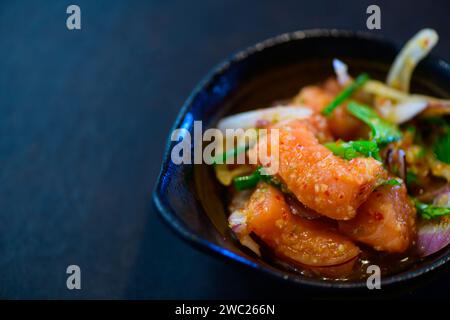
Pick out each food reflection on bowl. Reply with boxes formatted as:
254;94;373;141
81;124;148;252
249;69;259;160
155;29;450;288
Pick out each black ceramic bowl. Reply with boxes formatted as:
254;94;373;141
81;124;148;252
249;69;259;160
153;29;450;290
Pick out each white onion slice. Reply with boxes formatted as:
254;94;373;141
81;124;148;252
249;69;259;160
387;28;438;92
363;80;450;123
217;106;312;132
229;210;248;235
333;59;350;86
228;209;261;256
378;99;428;124
364;80;410;101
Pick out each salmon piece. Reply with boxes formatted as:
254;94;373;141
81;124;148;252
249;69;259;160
322;78;342;95
338;183;416;253
322;79;368;140
292;85;333;113
292;80;364;140
242;183;360;267
305;113;334;143
290;85;334;142
251;120;387;220
328;104;364;141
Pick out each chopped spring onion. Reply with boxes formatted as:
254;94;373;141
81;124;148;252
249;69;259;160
434;131;450;165
414;199;450;220
214;164;253;186
233;167;288;191
347;102;402;145
322;73;369;116
382;178;402;186
233;168;262;190
212;143;249;165
324;140;381;161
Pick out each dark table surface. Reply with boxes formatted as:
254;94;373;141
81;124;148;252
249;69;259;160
1;0;449;299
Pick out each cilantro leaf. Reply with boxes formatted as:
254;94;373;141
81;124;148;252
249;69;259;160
414;199;450;220
434;131;450;164
347;102;402;145
324;140;381;161
382;178;402;186
322;73;369;116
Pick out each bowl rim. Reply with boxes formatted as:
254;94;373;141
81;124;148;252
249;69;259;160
153;28;450;289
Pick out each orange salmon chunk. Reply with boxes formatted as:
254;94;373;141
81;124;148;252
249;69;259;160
255;120;387;220
245;183;360;268
339;183;416;253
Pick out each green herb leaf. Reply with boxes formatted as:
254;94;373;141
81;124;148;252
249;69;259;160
382;178;401;186
414;199;450;220
233;168;261;190
434;131;450;165
347;102;402;145
322;73;370;116
406;170;418;187
233;167;290;192
212;144;249;165
324;140;381;161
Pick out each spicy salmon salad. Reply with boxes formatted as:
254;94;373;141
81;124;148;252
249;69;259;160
209;29;450;280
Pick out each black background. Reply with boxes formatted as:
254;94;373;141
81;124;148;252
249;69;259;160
1;0;449;299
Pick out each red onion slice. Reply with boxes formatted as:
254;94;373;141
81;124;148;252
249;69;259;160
417;216;450;257
417;187;450;257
